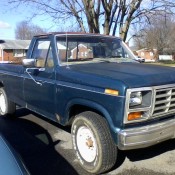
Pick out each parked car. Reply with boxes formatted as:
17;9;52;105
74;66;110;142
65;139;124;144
0;135;30;175
1;32;175;174
134;56;145;62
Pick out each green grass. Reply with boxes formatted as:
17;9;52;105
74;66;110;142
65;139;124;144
145;61;175;67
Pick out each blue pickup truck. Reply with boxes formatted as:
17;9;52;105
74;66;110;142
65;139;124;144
0;33;175;174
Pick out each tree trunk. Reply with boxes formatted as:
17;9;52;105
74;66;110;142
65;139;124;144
101;0;113;35
82;0;100;33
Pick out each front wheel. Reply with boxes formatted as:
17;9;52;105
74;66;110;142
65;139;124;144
0;88;16;116
71;111;117;174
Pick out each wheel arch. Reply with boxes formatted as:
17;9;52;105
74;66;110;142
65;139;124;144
0;81;4;88
64;98;117;142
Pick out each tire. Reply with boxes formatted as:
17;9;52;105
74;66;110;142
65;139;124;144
0;88;16;116
71;111;117;174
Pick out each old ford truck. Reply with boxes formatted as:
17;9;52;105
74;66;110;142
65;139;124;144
0;33;175;174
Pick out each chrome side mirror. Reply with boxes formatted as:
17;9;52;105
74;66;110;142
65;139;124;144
22;58;36;67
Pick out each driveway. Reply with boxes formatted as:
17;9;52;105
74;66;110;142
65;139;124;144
0;108;175;175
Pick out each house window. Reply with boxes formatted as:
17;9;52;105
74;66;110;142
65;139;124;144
13;49;26;57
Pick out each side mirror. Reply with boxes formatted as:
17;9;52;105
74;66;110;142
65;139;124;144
22;58;36;67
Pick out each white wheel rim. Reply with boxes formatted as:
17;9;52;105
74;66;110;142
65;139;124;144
76;126;97;162
0;92;6;113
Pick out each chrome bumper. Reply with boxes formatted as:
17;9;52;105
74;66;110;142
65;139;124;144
118;118;175;150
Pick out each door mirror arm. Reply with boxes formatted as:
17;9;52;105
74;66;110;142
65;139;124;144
26;68;43;86
23;58;46;86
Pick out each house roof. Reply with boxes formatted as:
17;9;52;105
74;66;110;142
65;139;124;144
71;44;87;53
0;40;31;49
57;43;66;50
136;48;157;52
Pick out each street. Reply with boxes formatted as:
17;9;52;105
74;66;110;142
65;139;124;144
0;108;175;175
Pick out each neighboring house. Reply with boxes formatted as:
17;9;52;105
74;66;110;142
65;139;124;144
0;40;31;63
71;44;93;59
136;48;157;62
57;43;67;61
131;46;175;62
159;55;173;61
158;48;175;61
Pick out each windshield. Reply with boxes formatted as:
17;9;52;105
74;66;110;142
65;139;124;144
56;35;136;65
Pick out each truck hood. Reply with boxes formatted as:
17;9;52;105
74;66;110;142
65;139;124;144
69;62;175;88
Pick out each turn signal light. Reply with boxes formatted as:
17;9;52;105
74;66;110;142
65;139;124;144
128;112;142;121
105;89;119;96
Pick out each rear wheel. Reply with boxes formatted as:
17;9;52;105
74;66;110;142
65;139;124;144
0;88;16;116
71;111;117;174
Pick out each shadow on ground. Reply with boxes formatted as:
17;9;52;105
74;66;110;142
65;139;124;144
110;133;175;174
125;139;175;162
0;108;175;175
0;109;79;175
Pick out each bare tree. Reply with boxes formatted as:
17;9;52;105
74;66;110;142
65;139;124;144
9;0;175;41
133;14;175;55
15;21;46;40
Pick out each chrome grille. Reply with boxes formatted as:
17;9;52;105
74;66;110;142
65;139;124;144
153;87;175;117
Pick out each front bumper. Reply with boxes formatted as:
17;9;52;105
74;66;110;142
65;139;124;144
118;118;175;150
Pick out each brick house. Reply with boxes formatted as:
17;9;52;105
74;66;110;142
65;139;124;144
0;40;31;63
57;43;67;61
136;48;157;62
70;44;93;59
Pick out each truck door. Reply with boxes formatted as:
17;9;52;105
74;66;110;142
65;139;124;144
23;37;56;119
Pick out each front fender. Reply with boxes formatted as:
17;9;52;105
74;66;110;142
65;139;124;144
64;98;120;143
0;81;4;87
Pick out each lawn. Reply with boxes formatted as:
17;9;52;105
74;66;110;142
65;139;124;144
145;61;175;67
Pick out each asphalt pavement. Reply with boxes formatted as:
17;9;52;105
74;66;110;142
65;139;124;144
0;108;175;175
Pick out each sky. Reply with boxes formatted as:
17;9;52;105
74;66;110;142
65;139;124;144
0;1;56;40
0;1;135;43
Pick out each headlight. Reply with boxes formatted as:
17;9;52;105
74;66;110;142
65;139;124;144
124;88;153;124
129;92;142;107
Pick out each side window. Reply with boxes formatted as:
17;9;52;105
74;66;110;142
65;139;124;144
32;39;54;68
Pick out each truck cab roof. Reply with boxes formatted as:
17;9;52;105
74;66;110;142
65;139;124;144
34;32;121;40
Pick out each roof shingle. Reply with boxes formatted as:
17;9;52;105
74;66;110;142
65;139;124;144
0;40;31;49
